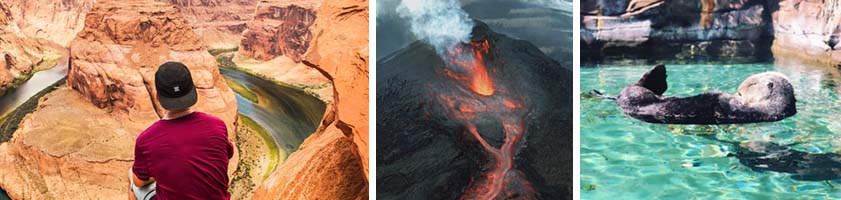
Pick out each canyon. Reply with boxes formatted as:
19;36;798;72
0;2;63;95
0;0;240;199
160;0;259;50
231;0;332;103
251;0;369;198
0;0;368;199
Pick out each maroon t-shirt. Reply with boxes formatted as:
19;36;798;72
132;112;233;200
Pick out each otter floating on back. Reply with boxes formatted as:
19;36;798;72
591;64;797;124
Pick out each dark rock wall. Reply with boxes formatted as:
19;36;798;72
581;0;779;63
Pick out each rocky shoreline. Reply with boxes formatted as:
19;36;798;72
582;0;841;66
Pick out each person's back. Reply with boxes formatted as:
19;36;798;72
133;112;232;199
130;62;232;200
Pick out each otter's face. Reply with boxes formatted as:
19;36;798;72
737;72;792;105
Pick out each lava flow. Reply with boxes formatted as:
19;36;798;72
444;40;495;96
437;39;536;200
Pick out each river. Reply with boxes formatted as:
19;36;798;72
0;64;325;199
0;59;68;118
219;67;326;156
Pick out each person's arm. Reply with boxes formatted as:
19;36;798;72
132;172;155;187
130;135;155;198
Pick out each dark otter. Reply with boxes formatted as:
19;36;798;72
591;64;797;124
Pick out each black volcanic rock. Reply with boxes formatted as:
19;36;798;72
376;20;572;200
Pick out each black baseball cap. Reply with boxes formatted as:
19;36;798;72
155;62;198;110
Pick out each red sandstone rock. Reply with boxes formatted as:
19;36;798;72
251;0;369;198
157;0;259;49
233;0;332;103
0;0;239;198
238;0;321;62
0;1;60;93
68;0;237;124
1;0;95;47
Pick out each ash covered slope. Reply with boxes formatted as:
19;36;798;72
461;0;572;67
376;0;572;67
377;20;572;199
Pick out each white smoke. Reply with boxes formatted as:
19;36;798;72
396;0;474;57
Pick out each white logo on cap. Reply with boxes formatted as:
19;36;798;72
174;86;180;93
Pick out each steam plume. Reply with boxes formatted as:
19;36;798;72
396;0;474;57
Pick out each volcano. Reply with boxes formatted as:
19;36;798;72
376;20;572;200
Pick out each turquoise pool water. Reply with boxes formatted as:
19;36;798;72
581;62;841;199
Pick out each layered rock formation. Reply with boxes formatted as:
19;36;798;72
0;0;239;199
0;3;9;26
3;0;256;49
0;2;62;94
233;0;332;102
158;0;258;49
772;0;841;66
581;0;776;62
1;0;96;47
251;0;369;199
239;0;320;62
68;0;238;124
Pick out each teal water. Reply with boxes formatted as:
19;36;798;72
581;63;841;199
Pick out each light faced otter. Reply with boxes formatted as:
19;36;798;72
591;64;797;124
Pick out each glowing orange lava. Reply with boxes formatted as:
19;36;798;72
447;40;496;96
435;39;535;199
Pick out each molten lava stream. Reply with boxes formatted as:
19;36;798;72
442;40;534;199
447;40;495;97
461;117;530;200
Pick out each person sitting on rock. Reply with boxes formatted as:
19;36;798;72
129;62;233;200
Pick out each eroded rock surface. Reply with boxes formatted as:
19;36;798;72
0;0;238;199
1;0;95;47
0;2;62;94
233;0;332;102
158;0;258;49
251;0;369;199
239;0;320;62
